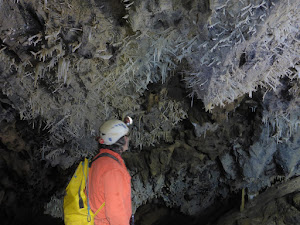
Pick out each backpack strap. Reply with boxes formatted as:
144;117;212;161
89;152;121;167
95;202;105;216
87;202;105;222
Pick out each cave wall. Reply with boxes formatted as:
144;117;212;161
0;0;299;224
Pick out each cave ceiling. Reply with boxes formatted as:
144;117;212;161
0;0;299;224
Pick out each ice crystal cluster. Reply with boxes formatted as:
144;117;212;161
0;0;299;165
184;0;300;144
44;195;64;219
262;78;300;143
185;0;299;110
0;0;189;166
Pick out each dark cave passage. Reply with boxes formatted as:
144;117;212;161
134;192;241;225
0;207;64;225
135;203;196;225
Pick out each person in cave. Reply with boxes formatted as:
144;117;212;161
87;117;133;225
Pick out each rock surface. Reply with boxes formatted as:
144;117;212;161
0;0;299;224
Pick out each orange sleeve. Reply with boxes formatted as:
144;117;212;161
103;169;130;225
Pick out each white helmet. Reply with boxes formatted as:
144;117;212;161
99;119;129;145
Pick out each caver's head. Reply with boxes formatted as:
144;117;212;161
98;117;132;153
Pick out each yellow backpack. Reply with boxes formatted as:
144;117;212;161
63;153;120;225
63;158;105;225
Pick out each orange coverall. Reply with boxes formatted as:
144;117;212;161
88;149;132;225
